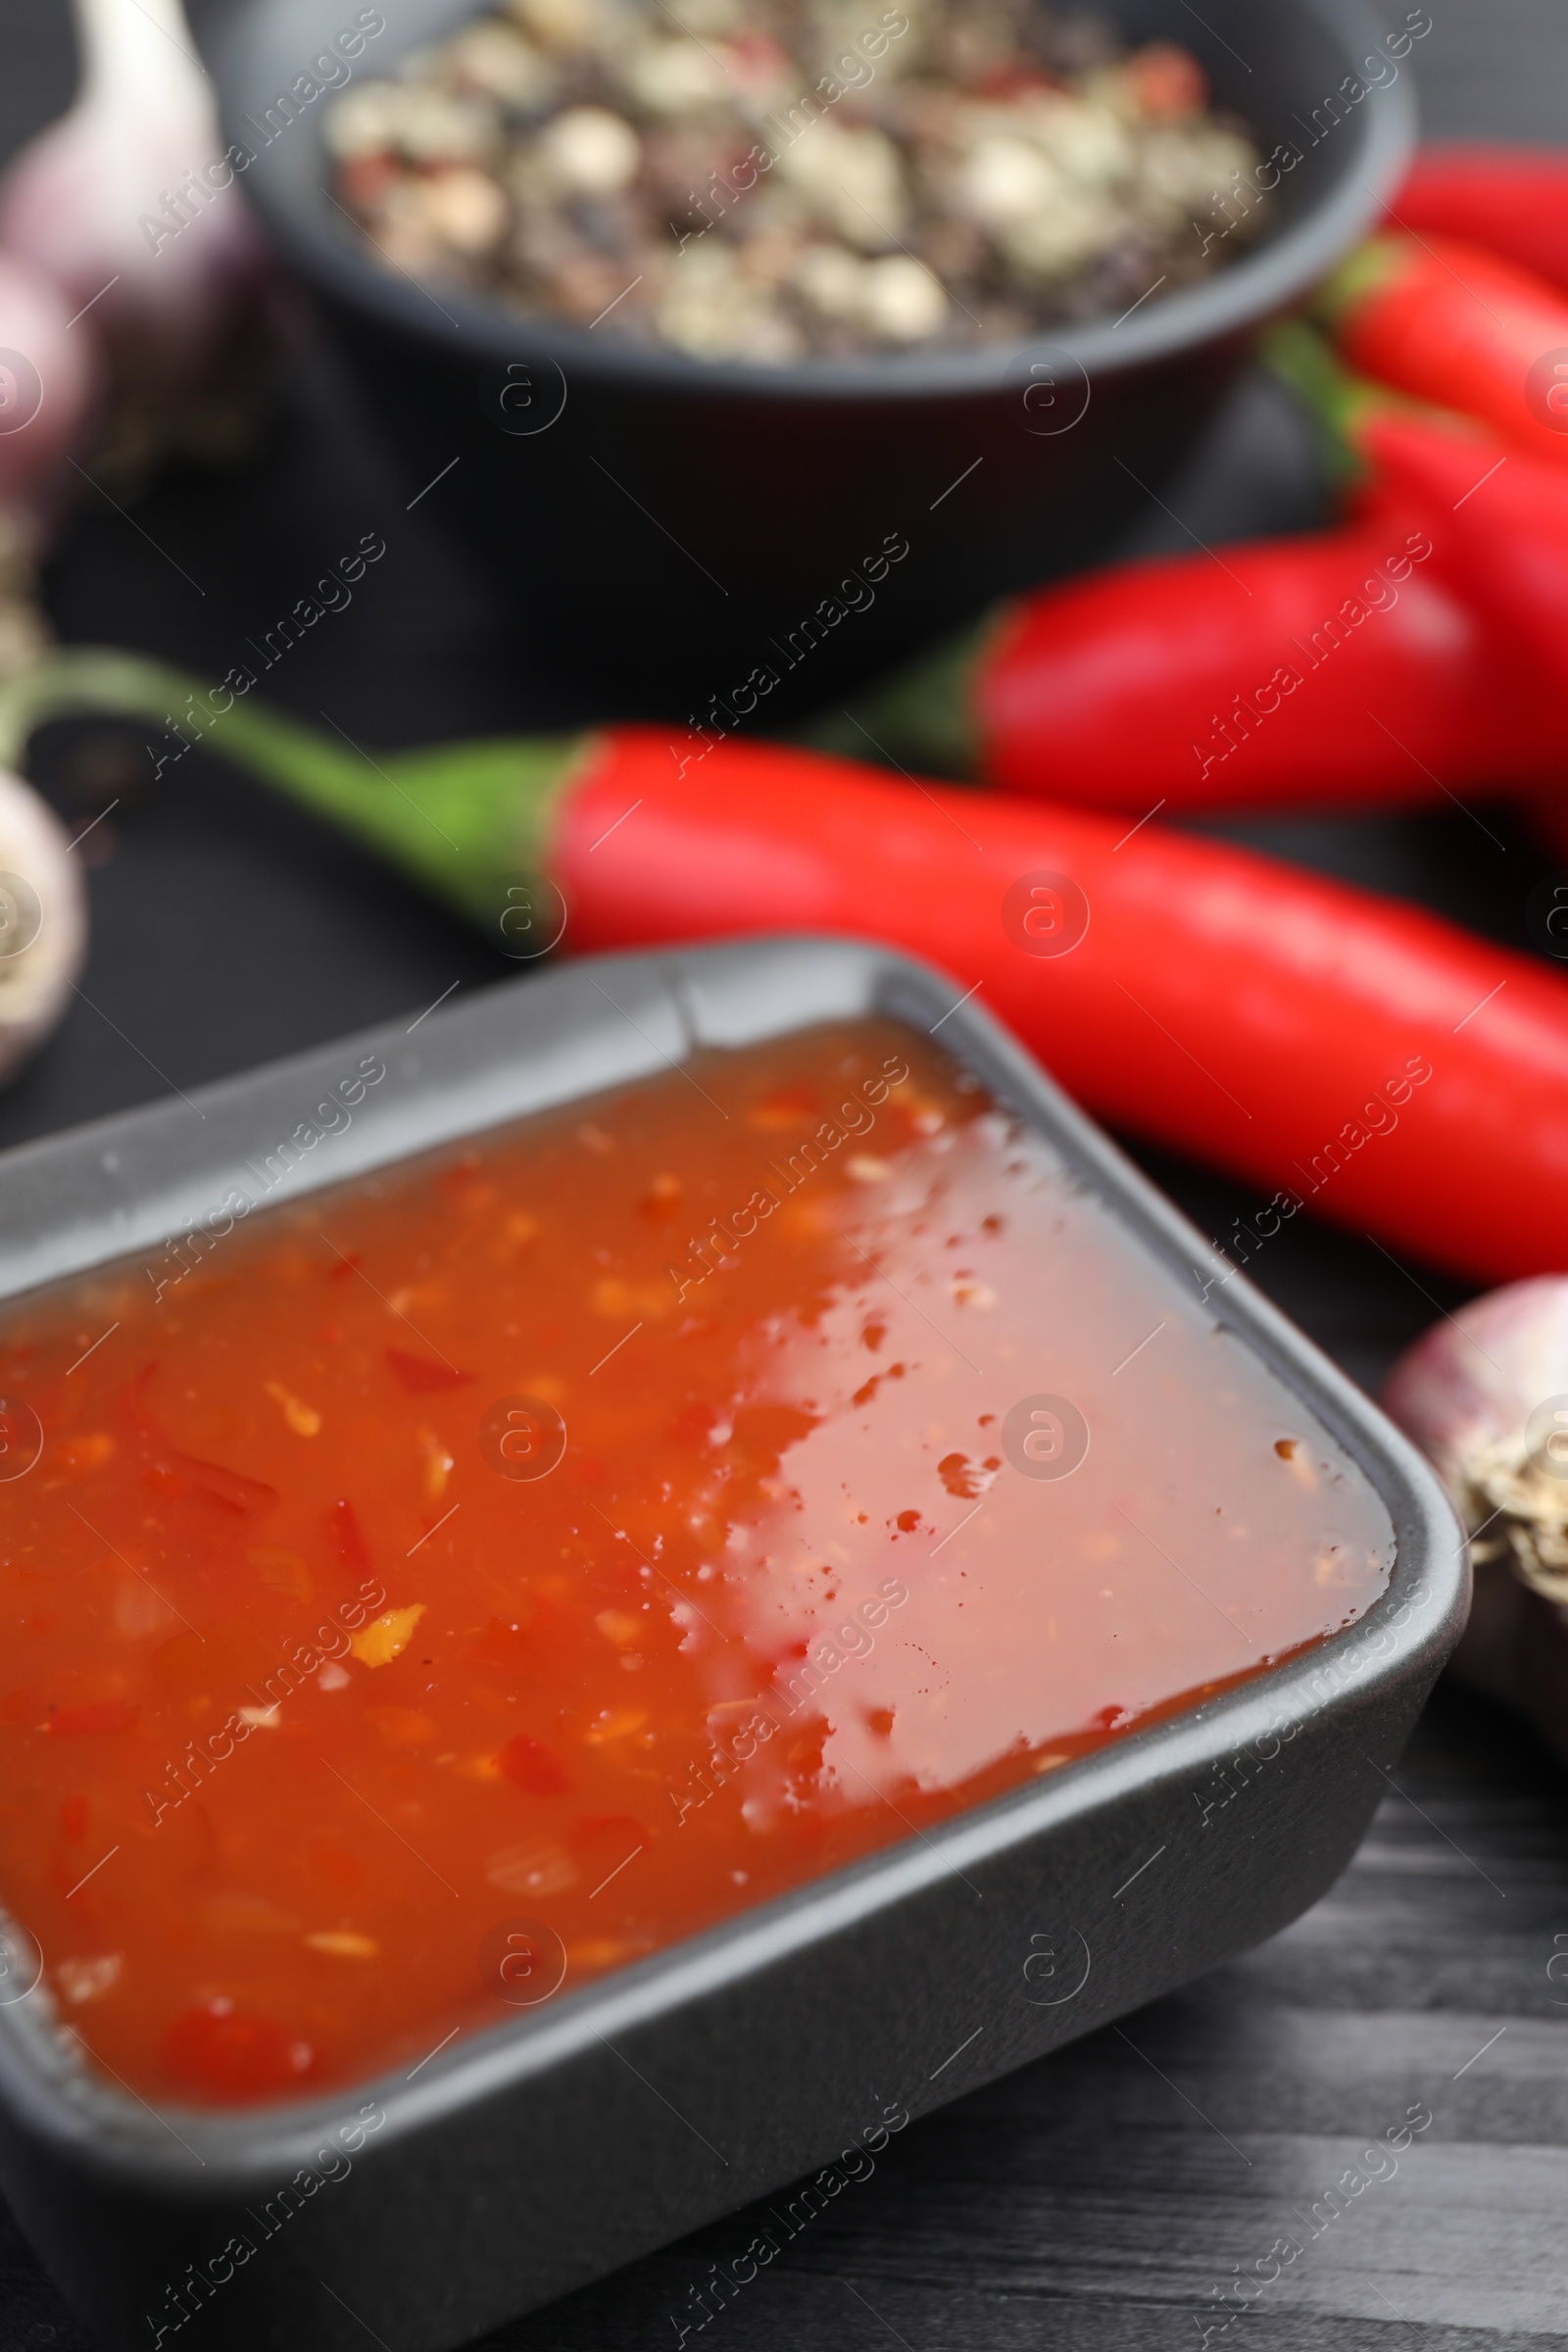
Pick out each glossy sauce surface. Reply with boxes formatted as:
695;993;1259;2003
0;1020;1393;2105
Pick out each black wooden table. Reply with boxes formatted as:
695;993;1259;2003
2;3;1567;2344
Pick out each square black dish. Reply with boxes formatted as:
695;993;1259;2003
0;938;1465;2350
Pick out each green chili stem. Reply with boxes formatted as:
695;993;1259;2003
1259;319;1484;488
0;648;586;932
790;619;991;777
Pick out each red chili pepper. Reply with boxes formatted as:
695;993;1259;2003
1270;321;1568;711
549;729;1568;1282
801;487;1557;811
1318;231;1568;466
968;513;1557;811
1369;424;1568;674
5;654;1568;1285
1391;145;1568;299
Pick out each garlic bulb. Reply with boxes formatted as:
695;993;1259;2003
0;249;101;550
1383;1278;1568;1601
1383;1279;1568;1739
0;769;86;1086
0;0;279;394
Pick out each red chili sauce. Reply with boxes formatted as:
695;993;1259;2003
0;1019;1393;2105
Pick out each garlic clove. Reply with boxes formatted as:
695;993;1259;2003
1383;1277;1568;1593
0;767;87;1087
1383;1278;1568;1745
0;0;282;394
0;252;102;550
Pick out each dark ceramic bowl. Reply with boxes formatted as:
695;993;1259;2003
213;0;1416;710
0;937;1464;2351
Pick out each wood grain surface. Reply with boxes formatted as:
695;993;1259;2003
0;2;1565;2344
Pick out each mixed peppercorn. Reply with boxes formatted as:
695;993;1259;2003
326;0;1265;357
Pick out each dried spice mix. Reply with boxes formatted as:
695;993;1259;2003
327;0;1268;359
